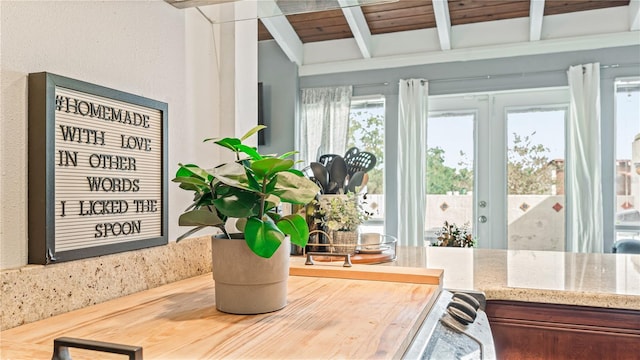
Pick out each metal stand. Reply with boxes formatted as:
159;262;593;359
305;252;352;267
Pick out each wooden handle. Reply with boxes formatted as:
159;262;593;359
290;258;443;285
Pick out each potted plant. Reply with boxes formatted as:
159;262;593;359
312;192;371;254
431;221;476;248
172;125;319;314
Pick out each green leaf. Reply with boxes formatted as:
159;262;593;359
175;164;198;178
178;209;224;227
245;168;261;191
176;163;211;181
174;180;204;193
266;211;281;223
172;176;209;189
213;182;231;196
211;137;241;152
213;190;261;218
276;214;309;247
193;192;215;208
264;194;280;212
236;144;263;161
272;171;320;204
265;175;278;194
210;162;254;192
251;158;294;178
173;171;211;193
285;168;305;177
278;151;297;160
240;125;267;141
244;217;284;258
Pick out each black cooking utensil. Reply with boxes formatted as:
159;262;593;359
328;156;348;192
310;162;329;192
346;171;365;193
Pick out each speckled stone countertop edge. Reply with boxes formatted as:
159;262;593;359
481;287;640;310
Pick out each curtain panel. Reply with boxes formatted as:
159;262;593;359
566;63;603;253
296;86;353;167
397;79;428;246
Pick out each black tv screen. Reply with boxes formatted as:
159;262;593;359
258;82;265;145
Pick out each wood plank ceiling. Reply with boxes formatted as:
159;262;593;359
258;0;630;43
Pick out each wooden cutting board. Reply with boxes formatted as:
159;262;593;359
1;263;442;359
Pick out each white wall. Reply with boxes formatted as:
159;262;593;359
0;1;219;270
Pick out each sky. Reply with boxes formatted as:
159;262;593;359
428;109;567;169
427;88;639;169
427;113;474;169
616;90;640;161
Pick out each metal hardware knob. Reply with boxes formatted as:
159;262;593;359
479;201;487;208
452;292;481;311
478;215;488;223
447;300;477;325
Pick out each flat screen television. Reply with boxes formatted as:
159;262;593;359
258;82;265;145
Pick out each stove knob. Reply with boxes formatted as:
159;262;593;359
446;299;477;325
452;292;480;311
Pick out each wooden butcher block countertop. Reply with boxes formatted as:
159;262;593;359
1;262;443;359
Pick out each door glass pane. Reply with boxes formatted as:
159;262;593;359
347;97;385;233
426;112;475;245
614;78;640;243
506;108;566;251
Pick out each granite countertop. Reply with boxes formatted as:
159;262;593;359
388;246;640;310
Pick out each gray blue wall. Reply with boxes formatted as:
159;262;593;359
258;40;299;156
259;42;640;247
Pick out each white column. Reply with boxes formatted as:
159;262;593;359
218;1;258;149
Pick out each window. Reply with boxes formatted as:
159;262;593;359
427;88;569;249
347;96;385;232
506;107;566;251
426;111;475;243
614;77;640;241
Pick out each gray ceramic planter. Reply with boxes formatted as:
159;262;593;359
211;234;290;314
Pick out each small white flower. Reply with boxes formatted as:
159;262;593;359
312;193;371;232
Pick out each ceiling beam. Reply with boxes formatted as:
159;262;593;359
257;1;304;66
432;0;451;51
299;31;639;77
529;0;545;41
630;0;640;31
338;0;372;58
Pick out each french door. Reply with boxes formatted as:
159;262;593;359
427;88;569;249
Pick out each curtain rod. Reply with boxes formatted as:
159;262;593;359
300;82;389;91
301;63;638;90
354;82;389;87
427;62;639;84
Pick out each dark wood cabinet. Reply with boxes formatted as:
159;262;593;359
486;300;640;360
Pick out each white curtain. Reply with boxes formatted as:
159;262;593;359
397;79;428;246
297;86;352;166
566;63;603;253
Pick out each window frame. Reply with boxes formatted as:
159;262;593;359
613;76;640;243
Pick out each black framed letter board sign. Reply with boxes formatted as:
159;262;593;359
28;72;168;264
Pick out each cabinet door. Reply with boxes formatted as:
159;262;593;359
486;300;640;360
